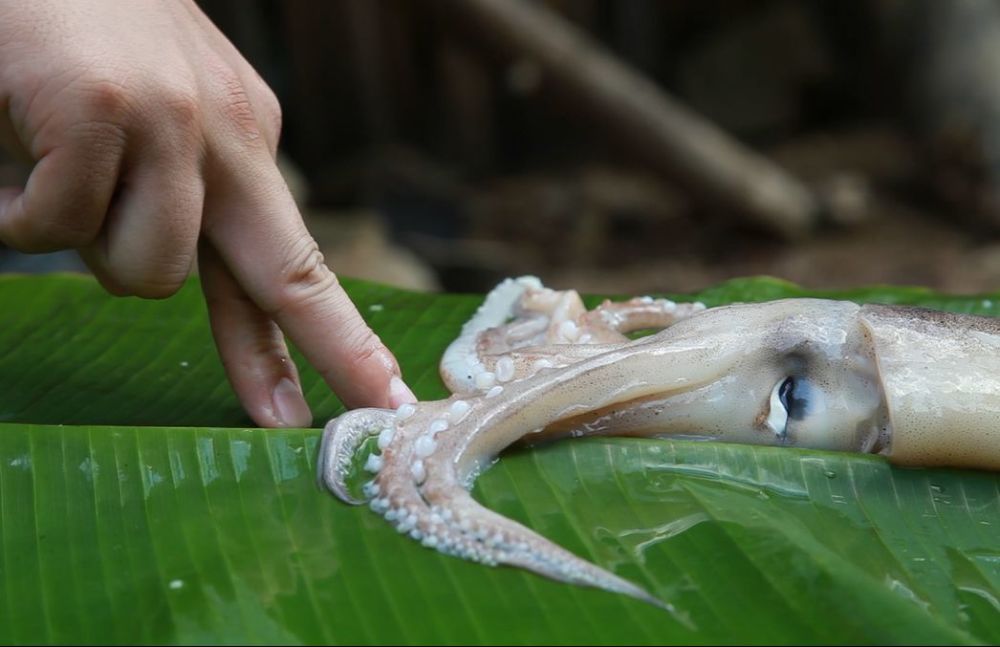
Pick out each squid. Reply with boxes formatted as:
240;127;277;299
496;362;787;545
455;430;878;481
318;277;1000;608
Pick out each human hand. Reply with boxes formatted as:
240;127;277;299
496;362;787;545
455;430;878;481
0;0;416;426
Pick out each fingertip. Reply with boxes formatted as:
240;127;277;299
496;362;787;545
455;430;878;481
272;376;313;427
199;157;405;413
79;249;132;296
388;376;417;408
116;272;190;300
200;246;313;428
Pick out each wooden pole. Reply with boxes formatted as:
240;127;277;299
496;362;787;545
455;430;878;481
442;0;822;237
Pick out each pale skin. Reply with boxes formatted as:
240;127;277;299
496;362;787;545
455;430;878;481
0;0;417;426
322;277;1000;608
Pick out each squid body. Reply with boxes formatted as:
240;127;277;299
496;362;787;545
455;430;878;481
319;277;1000;608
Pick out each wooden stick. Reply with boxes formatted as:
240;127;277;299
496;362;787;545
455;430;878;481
441;0;821;237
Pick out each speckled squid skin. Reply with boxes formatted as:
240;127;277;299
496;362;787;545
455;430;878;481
860;304;1000;470
319;278;1000;609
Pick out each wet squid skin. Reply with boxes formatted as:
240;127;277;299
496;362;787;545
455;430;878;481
319;278;1000;608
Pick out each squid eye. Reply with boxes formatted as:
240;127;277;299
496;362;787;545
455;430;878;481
778;376;809;420
765;376;810;438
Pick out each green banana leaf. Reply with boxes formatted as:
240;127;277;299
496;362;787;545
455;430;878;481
0;273;997;645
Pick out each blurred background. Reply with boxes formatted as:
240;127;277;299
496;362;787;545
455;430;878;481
6;0;1000;295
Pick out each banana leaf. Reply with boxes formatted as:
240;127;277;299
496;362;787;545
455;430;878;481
0;273;997;645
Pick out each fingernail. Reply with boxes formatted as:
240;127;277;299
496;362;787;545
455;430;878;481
272;377;313;427
388;376;417;408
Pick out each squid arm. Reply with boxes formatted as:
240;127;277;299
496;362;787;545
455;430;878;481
319;278;1000;608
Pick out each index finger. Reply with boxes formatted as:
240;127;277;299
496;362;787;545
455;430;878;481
202;158;415;411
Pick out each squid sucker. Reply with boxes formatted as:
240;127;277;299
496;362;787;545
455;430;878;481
318;277;1000;609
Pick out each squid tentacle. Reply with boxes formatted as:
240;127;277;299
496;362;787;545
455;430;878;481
440;275;543;394
329;369;681;608
322;327;727;608
320;275;1000;612
319;407;400;505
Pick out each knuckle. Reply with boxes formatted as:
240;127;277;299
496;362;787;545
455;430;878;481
159;89;202;134
342;328;384;369
215;71;263;140
316;327;384;388
69;71;205;148
256;83;282;139
75;77;134;123
212;67;282;147
263;237;338;316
